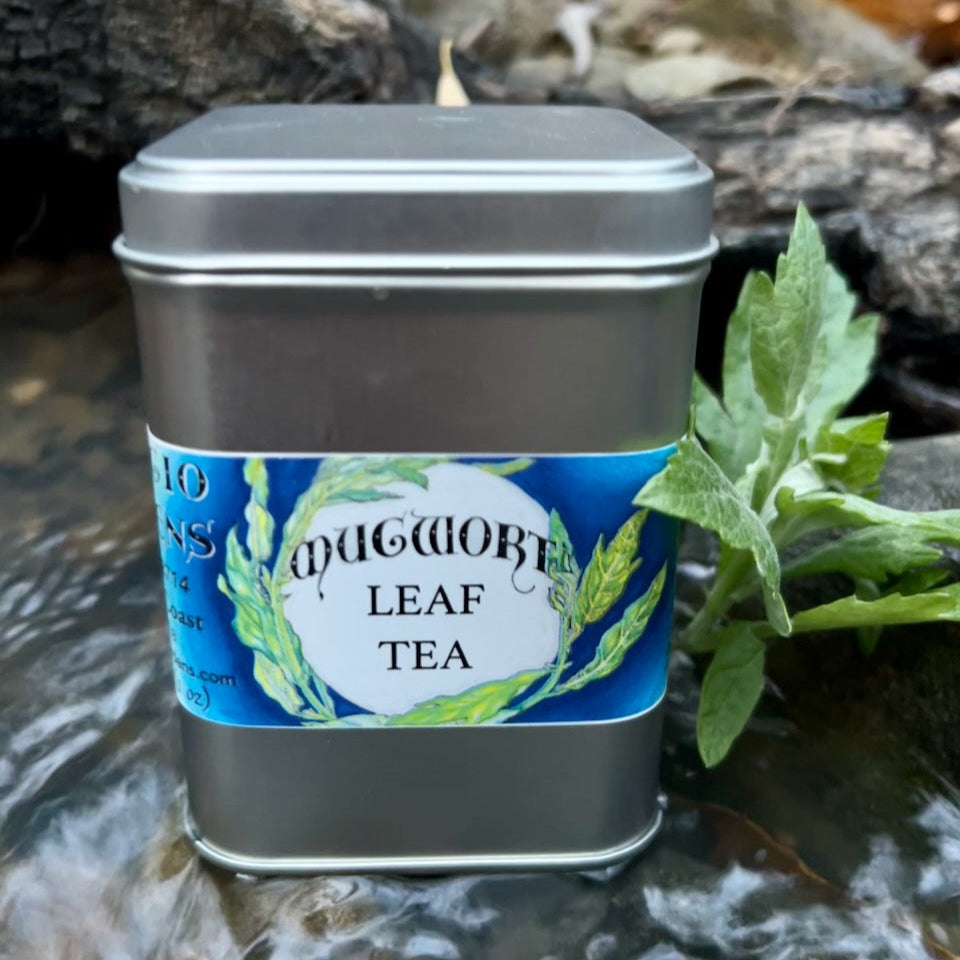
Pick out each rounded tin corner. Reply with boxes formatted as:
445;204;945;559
183;805;664;876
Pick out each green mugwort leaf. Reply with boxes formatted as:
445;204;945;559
750;205;827;419
694;273;769;484
853;579;883;656
387;670;547;725
895;566;953;595
559;565;667;693
812;413;891;493
697;623;765;768
775;488;960;544
635;435;790;636
692;374;735;462
790;583;960;633
783;526;944;582
805;265;880;435
574;510;647;627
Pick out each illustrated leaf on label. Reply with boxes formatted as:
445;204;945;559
277;456;441;586
480;458;535;477
559;565;667;693
574;510;647;628
783;526;944;582
697;623;765;768
221;528;258;602
811;413;890;493
386;670;548;726
252;649;306;716
790;583;960;633
546;508;580;621
336;488;402;502
751;205;826;419
635;435;790;636
243;458;275;564
218;534;287;666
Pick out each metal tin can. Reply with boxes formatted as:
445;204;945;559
115;105;715;874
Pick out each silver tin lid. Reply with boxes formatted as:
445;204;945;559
115;105;715;273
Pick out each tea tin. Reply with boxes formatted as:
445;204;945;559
115;105;715;873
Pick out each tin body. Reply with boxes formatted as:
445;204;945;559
116;106;714;873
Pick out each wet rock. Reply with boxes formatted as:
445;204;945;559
594;0;669;48
585;46;651;101
921;64;960;101
504;0;567;55
624;53;774;100
404;0;513;62
652;26;705;56
678;0;926;83
505;53;573;92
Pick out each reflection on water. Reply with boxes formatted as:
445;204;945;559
1;256;958;960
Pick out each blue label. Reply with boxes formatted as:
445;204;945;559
149;436;677;727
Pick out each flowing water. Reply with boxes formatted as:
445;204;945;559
1;256;958;960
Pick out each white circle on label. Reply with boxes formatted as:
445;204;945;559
282;462;561;716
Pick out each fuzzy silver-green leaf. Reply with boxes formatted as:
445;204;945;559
697;623;765;767
635;435;790;636
751;205;827;419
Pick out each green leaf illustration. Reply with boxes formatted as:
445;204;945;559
276;456;441;588
387;670;548;725
243;458;274;563
480;458;535;477
558;565;667;693
252;650;306;716
546;508;580;621
697;623;765;767
574;510;647;628
219;453;649;729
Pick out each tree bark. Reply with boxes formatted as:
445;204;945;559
0;0;458;155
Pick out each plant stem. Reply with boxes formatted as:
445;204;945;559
682;549;756;651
